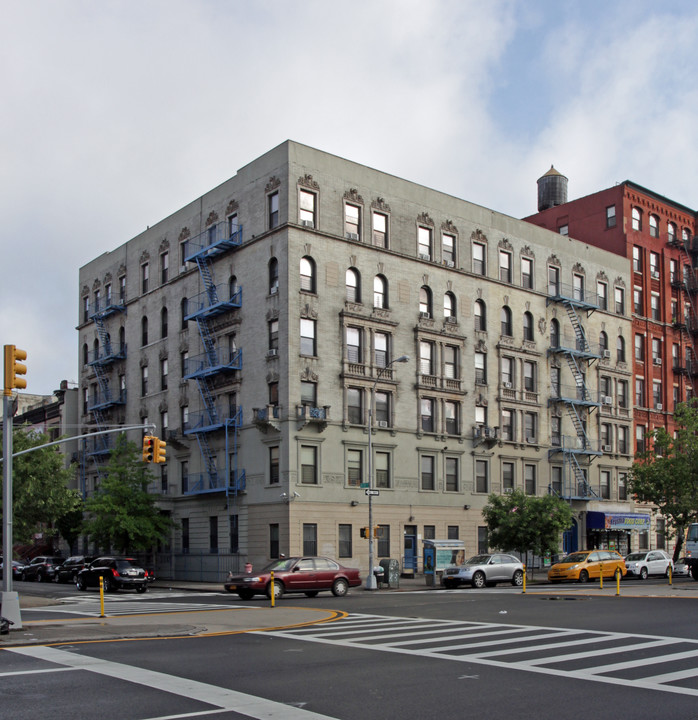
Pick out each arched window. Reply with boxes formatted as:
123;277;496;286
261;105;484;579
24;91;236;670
229;275;239;304
181;297;188;330
346;267;361;303
649;214;659;238
141;316;148;346
119;326;126;353
667;222;677;243
550;318;560;348
93;338;99;360
419;286;432;317
82;343;89;366
500;306;512;336
474;299;486;331
300;256;316;292
161;307;168;339
444;292;456;320
374;275;388;308
632;207;642;231
599;331;608;353
617;335;626;363
523;311;534;341
269;257;279;295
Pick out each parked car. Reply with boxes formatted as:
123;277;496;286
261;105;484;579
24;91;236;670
0;559;25;580
20;556;64;582
123;557;155;582
53;556;95;583
224;556;362;600
442;553;524;589
624;550;672;579
673;557;690;577
76;557;148;593
548;550;626;583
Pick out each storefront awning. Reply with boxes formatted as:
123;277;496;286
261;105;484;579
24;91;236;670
587;511;650;531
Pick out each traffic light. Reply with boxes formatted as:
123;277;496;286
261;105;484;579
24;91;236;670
153;437;167;464
4;345;27;394
360;527;370;539
373;526;385;539
142;435;154;463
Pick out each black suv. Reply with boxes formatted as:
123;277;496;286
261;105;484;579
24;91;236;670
21;556;64;582
76;557;148;593
53;555;95;583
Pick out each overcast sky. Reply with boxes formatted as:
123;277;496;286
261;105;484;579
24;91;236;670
3;0;698;396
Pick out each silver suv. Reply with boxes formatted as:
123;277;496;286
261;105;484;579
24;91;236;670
442;553;524;589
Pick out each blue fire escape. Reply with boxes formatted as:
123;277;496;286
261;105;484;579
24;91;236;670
183;221;246;498
547;281;602;499
83;294;127;493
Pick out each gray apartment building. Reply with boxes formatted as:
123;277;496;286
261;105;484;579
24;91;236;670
77;141;644;581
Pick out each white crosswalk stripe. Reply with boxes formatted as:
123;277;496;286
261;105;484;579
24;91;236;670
264;612;698;697
26;593;233;616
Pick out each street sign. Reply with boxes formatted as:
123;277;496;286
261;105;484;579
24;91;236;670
365;489;379;496
360;482;369;488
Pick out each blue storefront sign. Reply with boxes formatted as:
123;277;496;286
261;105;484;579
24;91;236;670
586;512;650;531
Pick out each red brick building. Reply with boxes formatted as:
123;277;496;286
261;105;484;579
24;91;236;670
524;173;698;452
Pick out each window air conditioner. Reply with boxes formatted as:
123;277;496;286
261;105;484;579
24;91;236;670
444;260;455;268
602;350;612;359
377;421;389;428
266;349;278;358
301;219;315;228
603;396;613;405
602;444;612;453
346;232;359;241
656;404;663;411
503;381;512;389
503;487;513;494
419;253;431;261
653;357;662;365
526;437;536;444
445;315;457;323
419;311;431;319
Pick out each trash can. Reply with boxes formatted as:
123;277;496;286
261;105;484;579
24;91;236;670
372;565;385;588
379;559;400;588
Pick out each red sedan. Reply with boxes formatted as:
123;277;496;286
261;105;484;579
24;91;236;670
224;556;362;600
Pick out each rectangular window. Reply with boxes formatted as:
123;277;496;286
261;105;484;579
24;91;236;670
633;287;643;315
338;524;352;558
375;391;389;425
269;524;280;558
301;445;318;484
377;525;390;557
374;332;388;368
635;378;646;407
501;356;513;385
618;472;627;500
347;387;362;424
346;326;362;363
653;380;662;409
447;526;459;540
420;340;434;375
473;242;486;275
477;527;488;554
523;361;536;392
181;460;189;495
548;265;560;295
424;525;436;540
633;245;642;272
303;524;317;555
269;446;279;485
445;457;459;492
524;464;536;495
573;273;585;302
475;459;489;493
618;426;629;454
656;518;666;550
475;352;486;384
300;318;316;355
650;252;660;278
160;358;168;391
119;275;126;302
141;366;148;396
345;204;361;240
499;250;512;283
347;449;362;487
551;466;562;496
372;211;388;247
269;320;279;352
524;412;537;443
375;451;390;489
636;425;646;453
606;205;616;228
160;251;169;284
418;226;432;260
521;257;533;289
182;517;189;553
501;409;514;441
268;192;279;229
651;293;661;321
209;516;218;554
300;381;316;407
551;416;561;447
597;281;608;310
421;455;435;490
618;380;628;408
444;345;458;379
442;233;455;265
421;398;435;433
600;470;610;499
230;515;239;553
635;333;645;361
614;287;625;315
502;461;514;492
444;400;458;435
299;189;316;227
141;262;149;294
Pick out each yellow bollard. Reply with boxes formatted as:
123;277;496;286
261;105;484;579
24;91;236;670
615;568;621;596
668;564;673;586
522;564;526;594
99;576;106;618
599;563;603;590
270;570;275;608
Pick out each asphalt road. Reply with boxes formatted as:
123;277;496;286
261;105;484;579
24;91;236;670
3;581;698;719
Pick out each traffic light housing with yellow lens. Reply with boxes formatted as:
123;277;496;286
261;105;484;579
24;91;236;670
4;345;27;394
153;437;167;464
142;435;155;463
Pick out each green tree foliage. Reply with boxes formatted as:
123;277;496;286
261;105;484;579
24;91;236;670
629;400;698;560
481;489;574;560
0;427;81;544
82;433;174;553
55;503;85;553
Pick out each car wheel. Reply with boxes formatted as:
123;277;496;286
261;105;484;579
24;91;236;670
102;576;113;593
304;591;319;598
640;567;648;580
512;570;524;587
471;571;486;589
578;570;589;583
36;572;44;583
136;584;147;594
332;578;349;597
266;580;284;600
238;589;254;601
20;571;27;582
76;577;87;591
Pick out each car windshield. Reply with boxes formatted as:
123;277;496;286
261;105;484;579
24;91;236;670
260;558;297;573
626;553;646;561
464;555;492;566
115;560;137;571
561;552;589;563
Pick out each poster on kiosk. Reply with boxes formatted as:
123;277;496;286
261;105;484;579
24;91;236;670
423;539;466;585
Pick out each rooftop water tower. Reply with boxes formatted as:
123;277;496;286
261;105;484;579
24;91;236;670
537;165;568;212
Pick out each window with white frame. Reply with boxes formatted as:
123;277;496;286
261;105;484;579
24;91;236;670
420;340;434;375
347;387;362;424
635;333;644;361
573;273;585;302
444;400;459;435
501;409;514;441
347;449;362;487
502;461;514;492
300;445;318;484
418;226;432;260
651;293;661;321
345;204;361;240
632;207;642;231
499;250;512;283
524;464;536;495
374;332;388;367
375;451;390;488
667;222;676;242
633;246;642;273
473;241;486;275
501;356;513;386
633;286;643;315
653;380;662;409
445;457;459;492
548;265;560;295
299;189;316;227
346;326;362;363
649;251;660;278
442;233;455;265
475;459;489;493
372;212;388;247
597;281;608;310
521;257;533;289
649;214;659;238
421;398;435;433
300;318;316;356
421;455;435;490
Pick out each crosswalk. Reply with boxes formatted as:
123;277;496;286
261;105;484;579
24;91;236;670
265;613;698;697
26;591;233;617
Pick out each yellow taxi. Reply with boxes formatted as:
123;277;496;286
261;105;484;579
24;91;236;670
548;550;627;583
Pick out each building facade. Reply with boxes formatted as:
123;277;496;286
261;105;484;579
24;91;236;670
78;142;643;581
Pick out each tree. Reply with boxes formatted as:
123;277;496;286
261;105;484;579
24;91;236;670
55;503;85;554
629;400;698;560
0;427;81;545
481;490;574;566
82;433;175;553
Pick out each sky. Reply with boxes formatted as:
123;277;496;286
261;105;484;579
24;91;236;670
3;0;698;396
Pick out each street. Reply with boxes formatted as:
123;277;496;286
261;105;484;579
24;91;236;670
3;580;698;719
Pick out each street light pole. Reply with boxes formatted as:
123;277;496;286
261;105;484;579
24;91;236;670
365;354;409;590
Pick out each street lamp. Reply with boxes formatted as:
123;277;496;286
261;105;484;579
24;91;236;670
366;354;409;590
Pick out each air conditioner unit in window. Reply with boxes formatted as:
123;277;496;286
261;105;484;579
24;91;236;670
653;357;662;365
503;487;513;493
377;420;389;428
484;427;497;438
346;232;359;241
602;444;612;453
301;219;315;228
419;253;431;261
444;260;455;268
503;381;512;389
603;396;613;405
602;350;612;359
656;403;663;411
419;311;431;319
445;315;457;324
266;349;278;358
526;437;536;444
